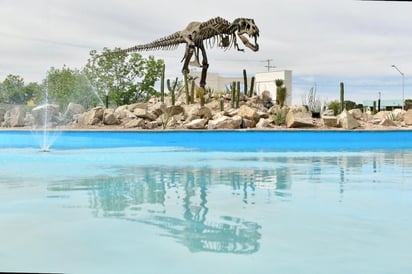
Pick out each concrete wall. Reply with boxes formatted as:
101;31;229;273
255;71;292;106
191;71;244;92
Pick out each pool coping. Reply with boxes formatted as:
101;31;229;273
1;127;412;133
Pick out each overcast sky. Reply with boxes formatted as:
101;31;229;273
1;0;411;104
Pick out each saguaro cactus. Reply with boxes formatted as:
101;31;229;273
236;81;241;108
249;76;255;97
231;82;236;108
160;64;165;103
243;69;248;96
167;78;178;106
340;82;345;113
183;71;190;104
243;69;255;97
190;79;195;104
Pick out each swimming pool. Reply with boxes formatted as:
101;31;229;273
0;131;411;273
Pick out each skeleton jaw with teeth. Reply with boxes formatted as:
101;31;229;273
236;18;260;52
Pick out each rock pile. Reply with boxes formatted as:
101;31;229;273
1;93;412;130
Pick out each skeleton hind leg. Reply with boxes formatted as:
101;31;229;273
199;45;209;88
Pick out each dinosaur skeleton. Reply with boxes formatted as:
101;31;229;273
105;17;260;88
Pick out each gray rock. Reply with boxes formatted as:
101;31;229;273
3;106;26;127
322;116;338;127
348;109;363;120
286;111;315;128
256;118;271;128
78;106;104;125
64;103;85;121
337;109;360;129
32;104;60;126
186;105;212;121
242;118;256;128
134;108;158;121
103;109;120;125
208;115;242;129
238;105;259;122
124;118;145;128
185;118;208;129
403;110;412;125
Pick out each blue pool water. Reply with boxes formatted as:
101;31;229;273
0;131;411;274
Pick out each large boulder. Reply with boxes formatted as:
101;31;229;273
149;102;167;117
186;105;212;121
242;118;257;129
208;115;242;129
380;118;396;127
348;109;363;120
31;104;60;126
145;121;160;129
78;106;104;125
0;108;6;123
63;103;85;122
114;106;136;120
322;116;338;127
238;105;259;122
403;109;412;125
256;118;271;128
134;108;158;121
124;118;145;128
2;106;26;127
127;102;148;112
185;118;208;129
165;105;184;116
286;111;315;128
103;109;120;125
337;109;360;129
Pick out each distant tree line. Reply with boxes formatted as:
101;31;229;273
0;48;164;110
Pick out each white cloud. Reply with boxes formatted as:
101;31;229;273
1;0;412;102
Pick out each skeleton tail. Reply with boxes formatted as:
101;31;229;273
102;32;185;56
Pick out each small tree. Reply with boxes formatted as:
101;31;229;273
1;74;25;104
84;48;164;106
45;66;98;109
327;100;340;116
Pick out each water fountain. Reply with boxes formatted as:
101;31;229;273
85;76;105;107
31;84;61;152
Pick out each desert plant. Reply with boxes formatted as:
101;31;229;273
249;76;255;97
275;79;287;107
340;82;345;112
242;69;255;97
160;64;165;103
198;88;205;106
243;69;248;96
327;100;340;116
304;86;321;113
167;77;178;106
183;71;190;104
386;112;401;122
272;110;286;126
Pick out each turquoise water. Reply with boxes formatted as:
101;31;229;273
0;131;411;273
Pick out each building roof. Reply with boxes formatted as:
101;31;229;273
363;99;403;107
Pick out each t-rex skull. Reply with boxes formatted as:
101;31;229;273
235;18;260;52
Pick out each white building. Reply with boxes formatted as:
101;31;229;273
191;70;293;105
254;70;293;106
190;71;244;92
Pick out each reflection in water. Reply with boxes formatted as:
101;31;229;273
45;150;412;254
48;167;268;254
